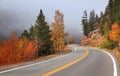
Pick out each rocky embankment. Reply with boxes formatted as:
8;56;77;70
81;29;104;47
81;29;120;64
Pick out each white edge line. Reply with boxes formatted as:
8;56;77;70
0;48;77;74
95;48;118;76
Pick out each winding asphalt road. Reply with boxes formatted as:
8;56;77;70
0;45;119;76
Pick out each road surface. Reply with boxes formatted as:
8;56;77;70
0;45;119;76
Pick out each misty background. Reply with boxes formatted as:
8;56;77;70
0;0;108;43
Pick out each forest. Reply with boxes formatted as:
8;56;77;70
0;10;71;66
81;0;120;63
1;0;120;67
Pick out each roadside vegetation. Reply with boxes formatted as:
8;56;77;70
0;10;72;67
81;0;120;64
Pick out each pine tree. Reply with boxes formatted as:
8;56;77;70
107;0;120;24
103;22;110;39
107;0;114;25
34;9;54;56
114;0;120;24
100;17;107;35
89;10;96;32
95;14;99;22
100;11;104;17
108;0;113;9
21;30;30;39
81;10;89;36
29;25;36;40
81;10;99;36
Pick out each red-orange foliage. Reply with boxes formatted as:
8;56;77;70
109;23;120;41
0;32;37;66
69;36;75;44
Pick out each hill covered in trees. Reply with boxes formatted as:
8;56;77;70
81;0;120;62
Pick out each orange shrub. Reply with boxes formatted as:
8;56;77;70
0;32;38;66
109;23;120;41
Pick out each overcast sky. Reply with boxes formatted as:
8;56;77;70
0;0;108;42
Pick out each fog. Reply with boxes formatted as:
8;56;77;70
0;0;108;43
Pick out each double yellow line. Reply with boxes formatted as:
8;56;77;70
42;48;89;76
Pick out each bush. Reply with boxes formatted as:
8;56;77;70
99;39;115;49
0;32;37;66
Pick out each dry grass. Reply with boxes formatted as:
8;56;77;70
63;45;73;53
110;49;120;64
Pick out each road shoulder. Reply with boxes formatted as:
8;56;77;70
0;45;73;72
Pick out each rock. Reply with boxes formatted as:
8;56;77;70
81;29;103;47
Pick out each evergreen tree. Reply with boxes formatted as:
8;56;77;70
100;11;104;17
108;0;113;9
81;10;89;36
107;0;120;25
29;25;36;40
34;9;54;56
108;0;114;26
89;10;96;32
81;10;99;36
95;14;99;22
114;0;120;24
100;17;107;35
103;22;110;39
21;30;30;39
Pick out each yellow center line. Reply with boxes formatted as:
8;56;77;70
42;48;89;76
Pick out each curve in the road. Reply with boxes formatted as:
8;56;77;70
95;48;118;76
0;45;119;76
42;48;89;76
0;48;77;74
